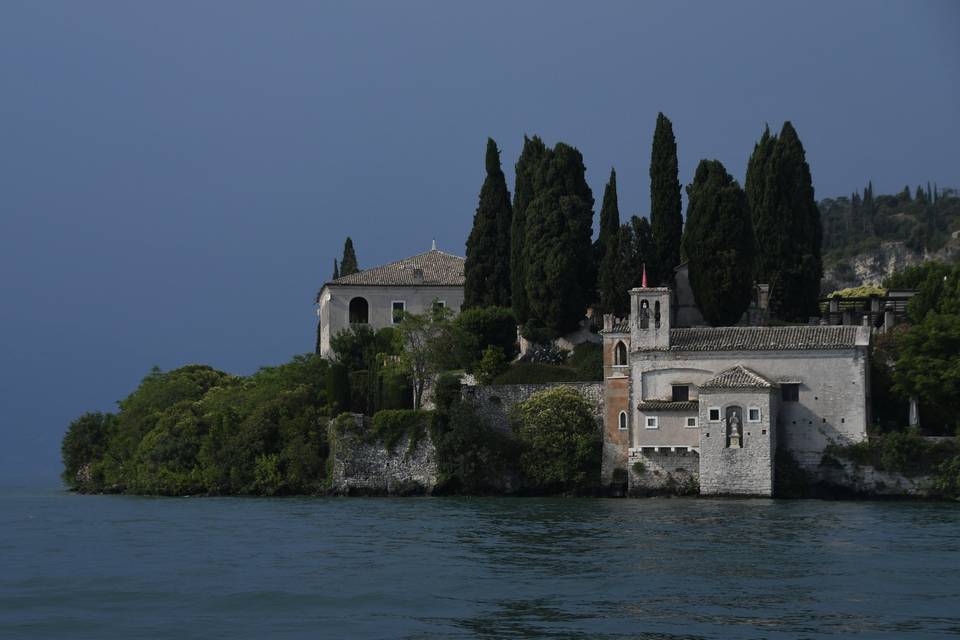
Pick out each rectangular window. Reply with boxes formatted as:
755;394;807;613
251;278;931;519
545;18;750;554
708;407;721;422
782;383;800;402
748;407;761;422
686;416;698;428
432;300;446;312
391;301;406;324
671;385;689;402
645;416;659;430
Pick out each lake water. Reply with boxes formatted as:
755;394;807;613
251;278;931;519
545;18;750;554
1;488;959;639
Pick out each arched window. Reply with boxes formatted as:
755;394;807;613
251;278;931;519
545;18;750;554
348;297;369;324
639;300;650;329
614;341;627;366
618;411;628;431
654;300;661;328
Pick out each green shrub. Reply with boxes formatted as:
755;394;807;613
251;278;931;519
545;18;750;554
631;460;645;475
326;362;350;416
455;306;518;370
568;342;603;381
433;400;517;494
432;372;463;416
475;346;509;384
512;387;601;492
371;409;432;453
825;430;959;477
492;362;582;385
61;412;114;490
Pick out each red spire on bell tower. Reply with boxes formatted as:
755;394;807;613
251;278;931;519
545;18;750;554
641;263;648;288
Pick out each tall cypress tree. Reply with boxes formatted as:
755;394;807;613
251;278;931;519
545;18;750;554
340;238;359;276
597;169;621;314
523;142;595;338
749;122;822;321
745;125;777;281
333;259;339;280
649;113;683;286
682;159;755;326
510;136;547;324
465;138;513;308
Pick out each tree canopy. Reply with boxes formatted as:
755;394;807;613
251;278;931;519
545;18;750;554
464;138;513;308
682;159;755;326
650;113;683;286
340;237;359;276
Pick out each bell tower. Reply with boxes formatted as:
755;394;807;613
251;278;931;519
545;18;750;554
630;287;671;350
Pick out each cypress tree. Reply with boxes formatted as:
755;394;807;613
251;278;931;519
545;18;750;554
523;142;595;338
760;122;822;320
745;125;777;280
465;138;513;308
649;113;683;286
682;160;754;326
597;168;621;314
510;136;547;324
340;238;359;276
333;259;340;280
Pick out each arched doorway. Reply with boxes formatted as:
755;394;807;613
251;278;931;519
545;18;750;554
349;297;369;324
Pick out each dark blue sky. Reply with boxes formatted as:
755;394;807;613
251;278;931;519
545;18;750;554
1;1;957;484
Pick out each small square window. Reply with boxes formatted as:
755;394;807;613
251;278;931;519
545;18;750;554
782;383;800;402
392;301;406;324
708;408;721;422
672;385;689;402
645;416;659;429
432;300;446;313
748;408;761;422
686;416;698;428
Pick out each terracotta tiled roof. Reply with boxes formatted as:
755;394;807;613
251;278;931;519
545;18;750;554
670;326;860;351
323;249;465;288
700;365;776;390
637;400;699;411
609;321;630;333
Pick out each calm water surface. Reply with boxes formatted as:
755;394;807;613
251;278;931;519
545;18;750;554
1;488;958;639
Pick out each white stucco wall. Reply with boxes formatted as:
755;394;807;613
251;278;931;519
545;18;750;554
630;348;869;469
318;284;464;357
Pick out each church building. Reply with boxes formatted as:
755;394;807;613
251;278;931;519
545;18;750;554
601;286;871;496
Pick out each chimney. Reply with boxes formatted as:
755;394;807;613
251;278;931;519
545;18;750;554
412;268;424;285
756;284;770;311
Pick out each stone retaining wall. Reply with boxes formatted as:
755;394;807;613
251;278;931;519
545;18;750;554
627;449;700;496
461;382;604;433
327;414;438;495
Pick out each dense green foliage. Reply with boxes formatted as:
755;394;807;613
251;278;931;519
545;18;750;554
649;113;683;286
475;346;509;384
821;183;958;264
522;142;595;338
824;429;959;486
340;237;359;276
747;122;822;321
510;135;547;325
891;313;960;432
512;387;601;492
452;306;518;371
492;362;582;385
567;342;603;381
332;259;339;280
329;324;410;415
62;357;332;495
432;398;516;494
465;138;513;308
885;260;960;323
596;168;622;315
681;159;755;326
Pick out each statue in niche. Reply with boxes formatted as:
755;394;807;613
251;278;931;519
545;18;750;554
727;410;742;448
638;300;650;329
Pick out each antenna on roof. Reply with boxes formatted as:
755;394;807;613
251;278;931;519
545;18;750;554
432;238;437;250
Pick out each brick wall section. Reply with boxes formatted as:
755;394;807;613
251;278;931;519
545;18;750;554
327;414;438;495
461;383;604;434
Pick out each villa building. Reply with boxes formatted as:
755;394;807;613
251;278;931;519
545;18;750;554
314;246;465;358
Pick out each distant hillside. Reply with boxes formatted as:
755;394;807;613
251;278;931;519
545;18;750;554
819;183;960;290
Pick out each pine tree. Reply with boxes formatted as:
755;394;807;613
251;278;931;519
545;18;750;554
333;259;340;280
682;159;755;326
597;169;621;314
465;138;513;308
510;136;547;325
649;113;683;286
340;238;359;276
523;142;595;338
916;185;926;204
